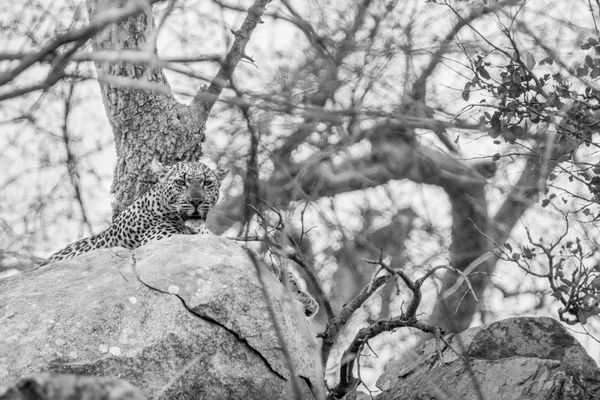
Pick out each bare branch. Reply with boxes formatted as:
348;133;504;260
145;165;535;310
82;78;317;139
0;0;163;90
192;0;272;114
319;273;390;368
0;51;224;65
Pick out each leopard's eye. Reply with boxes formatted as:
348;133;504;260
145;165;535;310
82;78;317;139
204;180;215;188
174;179;186;186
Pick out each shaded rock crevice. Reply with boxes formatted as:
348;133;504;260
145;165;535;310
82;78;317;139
173;292;287;381
127;248;288;381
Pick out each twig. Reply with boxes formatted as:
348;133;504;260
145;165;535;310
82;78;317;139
60;75;93;235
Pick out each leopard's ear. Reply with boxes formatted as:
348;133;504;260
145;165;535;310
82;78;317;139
213;167;229;183
151;159;172;182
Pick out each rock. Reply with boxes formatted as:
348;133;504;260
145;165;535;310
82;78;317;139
0;373;145;400
0;236;320;399
376;317;600;400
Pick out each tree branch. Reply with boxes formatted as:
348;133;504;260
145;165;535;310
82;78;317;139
192;0;272;115
0;0;163;90
319;274;390;367
327;255;444;399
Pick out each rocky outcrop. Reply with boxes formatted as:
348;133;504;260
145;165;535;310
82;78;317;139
376;317;600;400
0;235;320;399
0;374;144;400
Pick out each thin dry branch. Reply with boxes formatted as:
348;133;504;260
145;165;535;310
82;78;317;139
0;0;163;90
0;51;223;65
329;319;440;399
319;273;389;367
60;78;93;235
327;254;448;399
192;0;272;114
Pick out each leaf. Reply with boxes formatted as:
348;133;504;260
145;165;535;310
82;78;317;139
462;82;471;101
478;66;491;80
502;125;517;143
577;309;589;325
526;53;536;69
586;55;594;67
510;125;524;138
489;121;502;138
576;66;589;77
512;71;522;84
504;242;513;252
583;294;595;307
551;290;562;300
462;88;470;101
522;246;534;259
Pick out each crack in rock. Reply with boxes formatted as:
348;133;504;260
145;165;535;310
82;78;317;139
128;252;288;382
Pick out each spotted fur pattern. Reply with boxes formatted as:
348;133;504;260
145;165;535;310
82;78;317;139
41;160;318;317
41;161;319;316
41;160;226;266
281;269;319;317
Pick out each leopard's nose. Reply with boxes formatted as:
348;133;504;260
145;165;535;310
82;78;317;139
188;197;203;208
188;185;205;207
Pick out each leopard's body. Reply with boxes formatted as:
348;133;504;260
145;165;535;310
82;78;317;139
41;160;318;317
41;160;224;266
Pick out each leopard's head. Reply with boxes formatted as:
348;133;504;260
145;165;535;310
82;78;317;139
151;160;228;225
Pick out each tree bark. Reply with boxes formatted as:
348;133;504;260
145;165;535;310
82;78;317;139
87;0;206;217
86;0;270;217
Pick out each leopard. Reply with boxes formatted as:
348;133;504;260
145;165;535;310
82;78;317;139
40;160;319;317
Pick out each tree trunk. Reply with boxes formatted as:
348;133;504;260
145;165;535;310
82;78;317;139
86;0;207;218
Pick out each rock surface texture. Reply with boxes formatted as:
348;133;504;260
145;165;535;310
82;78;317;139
376;317;600;400
0;374;145;400
0;235;319;399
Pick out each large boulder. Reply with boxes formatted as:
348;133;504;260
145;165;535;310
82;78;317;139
0;235;320;399
376;317;600;399
0;374;145;400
